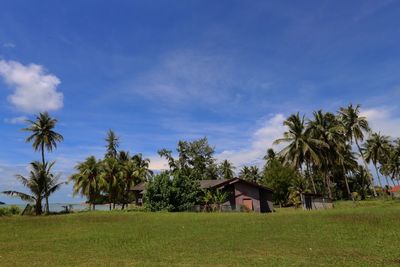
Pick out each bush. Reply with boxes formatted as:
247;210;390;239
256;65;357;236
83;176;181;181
0;205;21;216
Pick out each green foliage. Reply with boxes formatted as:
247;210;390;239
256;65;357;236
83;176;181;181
0;205;21;216
2;161;63;215
261;157;300;206
144;171;201;212
158;137;218;180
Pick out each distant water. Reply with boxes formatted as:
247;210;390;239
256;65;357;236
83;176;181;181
1;203;122;212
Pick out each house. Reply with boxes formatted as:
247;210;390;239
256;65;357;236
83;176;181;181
131;178;274;213
390;185;400;198
300;193;333;210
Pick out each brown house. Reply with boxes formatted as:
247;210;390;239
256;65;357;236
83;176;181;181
132;178;274;213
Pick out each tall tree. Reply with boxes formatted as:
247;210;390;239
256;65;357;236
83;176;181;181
338;104;376;196
100;157;122;210
105;130;119;159
2;161;63;215
23;112;63;213
70;156;102;210
218;160;235;180
363;133;391;189
159;137;217;180
274;113;324;193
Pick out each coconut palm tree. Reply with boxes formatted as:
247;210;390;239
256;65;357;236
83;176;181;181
338;104;376;196
381;140;400;186
70;156;102;210
2;161;63;215
274;113;324;193
100;157;122;210
219;160;235;180
306;110;344;198
132;154;153;183
23;112;63;213
363;133;391;190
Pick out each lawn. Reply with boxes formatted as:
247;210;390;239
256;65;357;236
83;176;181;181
0;201;399;266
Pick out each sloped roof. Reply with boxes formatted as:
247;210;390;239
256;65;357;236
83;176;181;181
131;182;146;191
131;178;273;192
199;179;228;189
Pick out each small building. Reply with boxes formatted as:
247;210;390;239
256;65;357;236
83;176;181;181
390;185;400;198
300;193;333;210
131;178;274;213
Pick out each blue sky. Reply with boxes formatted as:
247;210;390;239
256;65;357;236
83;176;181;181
1;0;400;203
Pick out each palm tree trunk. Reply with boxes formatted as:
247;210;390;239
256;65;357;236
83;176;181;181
343;165;354;202
324;171;332;199
41;142;50;214
355;139;377;197
306;162;317;194
36;198;42;215
374;164;383;193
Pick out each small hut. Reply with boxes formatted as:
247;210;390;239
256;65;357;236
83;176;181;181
300;193;332;210
390;185;400;198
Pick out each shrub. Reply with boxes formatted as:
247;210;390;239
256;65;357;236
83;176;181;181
0;205;21;216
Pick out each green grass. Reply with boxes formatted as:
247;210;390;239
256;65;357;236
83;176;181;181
1;201;399;266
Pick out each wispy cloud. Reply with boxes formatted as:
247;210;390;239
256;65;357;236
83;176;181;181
0;60;63;113
2;42;16;48
4;116;28;124
216;113;286;169
130;50;240;107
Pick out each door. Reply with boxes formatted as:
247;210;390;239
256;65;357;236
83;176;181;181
243;199;253;211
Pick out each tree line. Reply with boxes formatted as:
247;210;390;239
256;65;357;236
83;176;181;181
3;104;400;214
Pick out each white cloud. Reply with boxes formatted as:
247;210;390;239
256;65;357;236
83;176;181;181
361;107;400;138
0;60;63;113
148;155;169;171
216;113;286;168
3;116;28;124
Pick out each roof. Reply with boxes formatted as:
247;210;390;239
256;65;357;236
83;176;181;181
390;185;400;193
131;182;146;191
199;179;228;189
131;178;273;192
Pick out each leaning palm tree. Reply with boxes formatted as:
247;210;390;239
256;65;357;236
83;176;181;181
70;156;102;210
2;161;63;215
363;133;391;190
23;112;63;213
338;104;376;196
274;113;324;193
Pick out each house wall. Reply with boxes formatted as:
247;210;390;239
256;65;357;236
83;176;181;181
233;182;261;212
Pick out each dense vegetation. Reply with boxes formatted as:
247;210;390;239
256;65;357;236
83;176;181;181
2;104;400;213
0;201;399;266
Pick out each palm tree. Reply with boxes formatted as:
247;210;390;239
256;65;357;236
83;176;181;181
219;160;235;179
100;157;122;210
212;189;228;212
338;104;376;196
105;129;119;159
70;156;102;210
23;112;63;213
263;148;276;164
274;113;324;193
2;161;63;215
363;133;391;190
132;154;153;184
381;140;400;186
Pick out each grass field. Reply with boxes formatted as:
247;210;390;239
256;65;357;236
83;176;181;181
1;201;399;266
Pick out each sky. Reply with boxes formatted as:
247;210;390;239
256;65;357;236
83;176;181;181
1;0;400;204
